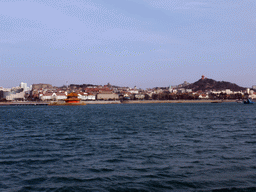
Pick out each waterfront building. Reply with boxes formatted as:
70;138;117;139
3;87;25;101
78;92;87;101
52;93;67;101
78;93;96;100
87;93;96;100
39;92;67;101
39;93;52;101
96;91;119;100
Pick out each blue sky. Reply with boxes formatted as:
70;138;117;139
0;0;255;88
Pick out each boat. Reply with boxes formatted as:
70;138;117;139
243;98;254;104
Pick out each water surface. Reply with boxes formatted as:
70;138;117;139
0;103;256;191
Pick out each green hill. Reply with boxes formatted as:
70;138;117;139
184;78;246;92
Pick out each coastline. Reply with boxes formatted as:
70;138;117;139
120;100;235;104
0;99;237;106
0;101;49;106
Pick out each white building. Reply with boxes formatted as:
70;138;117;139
128;89;139;94
39;93;53;101
198;94;209;99
4;87;25;101
6;92;25;101
20;82;28;92
78;93;88;100
87;94;96;100
135;94;145;100
249;92;256;99
246;88;250;95
39;93;67;101
177;88;186;93
78;93;96;100
52;93;67;101
168;86;173;93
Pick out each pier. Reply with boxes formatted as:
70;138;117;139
0;102;49;106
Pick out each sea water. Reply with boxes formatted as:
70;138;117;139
0;103;256;191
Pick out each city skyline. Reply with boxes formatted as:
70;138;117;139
1;75;256;90
1;0;255;89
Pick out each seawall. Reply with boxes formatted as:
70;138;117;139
121;100;236;104
0;100;238;106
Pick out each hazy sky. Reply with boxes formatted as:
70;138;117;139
1;0;255;88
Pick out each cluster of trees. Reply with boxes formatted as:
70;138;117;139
151;93;199;100
208;93;245;100
129;92;246;100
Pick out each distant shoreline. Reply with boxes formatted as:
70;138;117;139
0;100;238;106
120;100;235;104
